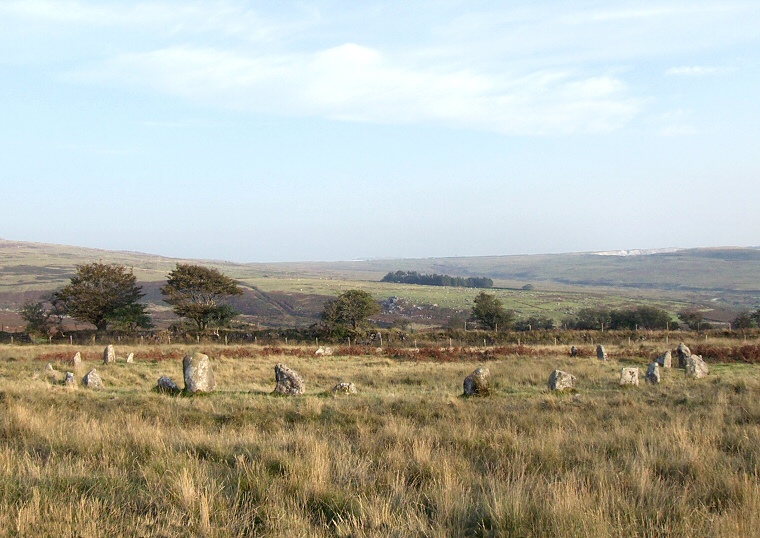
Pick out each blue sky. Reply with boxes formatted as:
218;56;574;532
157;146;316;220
1;1;759;262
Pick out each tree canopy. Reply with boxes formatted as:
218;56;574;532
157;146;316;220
161;264;243;331
53;263;150;332
470;292;514;331
321;289;380;334
381;270;493;288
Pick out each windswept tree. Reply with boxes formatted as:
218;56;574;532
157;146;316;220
161;264;243;331
53;263;150;332
19;300;58;336
321;289;380;334
470;292;514;331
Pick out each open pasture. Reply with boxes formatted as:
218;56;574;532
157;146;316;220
1;343;759;537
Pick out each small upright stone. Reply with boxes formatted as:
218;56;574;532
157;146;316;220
64;372;76;387
619;367;639;386
183;352;216;393
315;346;333;356
126;352;134;363
548;370;576;391
45;363;59;382
72;351;82;366
646;362;660;384
570;346;578;357
685;355;709;379
103;344;116;364
655;350;672;368
83;369;104;389
273;363;305;395
332;382;357;395
597;345;608;361
157;376;180;395
677;343;691;368
463;367;490;396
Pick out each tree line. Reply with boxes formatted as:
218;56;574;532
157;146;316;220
21;262;243;337
381;271;493;288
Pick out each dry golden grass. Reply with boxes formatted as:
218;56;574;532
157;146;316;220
0;342;759;536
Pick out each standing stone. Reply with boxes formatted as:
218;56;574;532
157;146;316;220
64;372;76;387
655;350;672;368
677;343;691;368
463;367;490;396
45;363;58;382
103;344;116;364
619;367;639;386
548;370;576;391
597;345;608;361
183;352;216;393
273;363;305;395
83;369;104;389
157;376;180;394
72;352;82;366
332;382;357;395
126;352;134;363
570;346;578;357
646;362;660;384
685;355;709;379
315;346;333;356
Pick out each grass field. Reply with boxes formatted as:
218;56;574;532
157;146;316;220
1;341;759;536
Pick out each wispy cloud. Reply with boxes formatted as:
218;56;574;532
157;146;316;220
665;65;733;76
5;0;760;135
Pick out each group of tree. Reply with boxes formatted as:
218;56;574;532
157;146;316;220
21;262;243;335
731;309;760;329
564;306;674;331
381;271;493;289
320;289;380;337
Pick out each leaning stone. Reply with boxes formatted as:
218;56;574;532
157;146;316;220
83;369;104;389
157;376;181;395
273;363;305;395
655;350;672;368
597;345;608;361
646;362;660;384
126;352;134;363
619;367;639;386
677;343;691;368
548;369;576;391
570;346;578;357
45;363;59;382
64;372;76;387
183;352;216;393
103;344;116;364
72;351;82;366
315;346;333;356
332;382;357;395
463;367;490;396
685;355;709;379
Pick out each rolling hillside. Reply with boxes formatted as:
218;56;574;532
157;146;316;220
2;238;759;329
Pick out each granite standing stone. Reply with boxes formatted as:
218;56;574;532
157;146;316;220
83;369;104;389
685;355;709;379
126;352;134;363
183;352;216;393
646;362;660;384
677;343;691;368
655;350;672;368
548;370;576;391
463;367;491;396
597;345;608;361
157;376;181;394
72;352;82;366
619;367;639;386
64;372;76;387
570;346;578;357
332;382;357;395
273;363;305;395
103;344;116;364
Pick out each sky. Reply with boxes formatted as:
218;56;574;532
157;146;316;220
1;0;759;263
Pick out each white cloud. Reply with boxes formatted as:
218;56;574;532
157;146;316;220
71;43;639;134
665;65;732;76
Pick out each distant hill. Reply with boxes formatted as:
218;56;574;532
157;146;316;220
2;238;759;328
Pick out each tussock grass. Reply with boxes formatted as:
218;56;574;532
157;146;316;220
0;343;759;536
